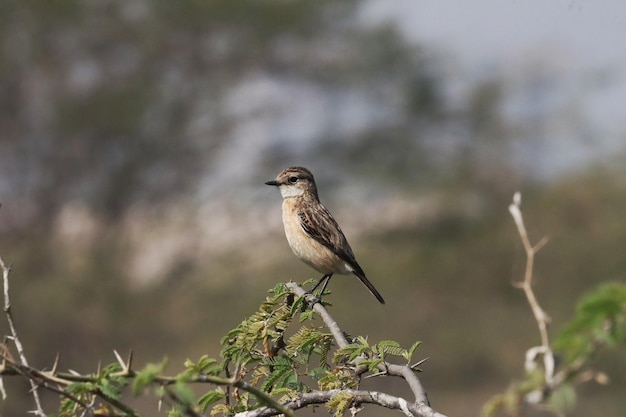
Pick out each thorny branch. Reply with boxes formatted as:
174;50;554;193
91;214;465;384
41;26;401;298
0;253;446;417
235;388;442;417
0;348;295;417
286;282;448;417
0;255;46;417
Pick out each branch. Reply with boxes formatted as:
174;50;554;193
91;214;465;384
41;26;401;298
0;264;446;417
285;282;447;417
285;283;348;348
508;192;554;385
0;255;46;416
509;193;551;346
0;349;294;417
235;388;445;417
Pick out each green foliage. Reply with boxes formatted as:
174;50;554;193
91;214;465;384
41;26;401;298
132;358;168;395
553;281;626;364
318;368;358;391
219;282;297;367
48;282;426;416
373;339;423;366
198;388;225;412
483;282;626;417
9;274;625;416
180;355;222;381
327;390;356;417
333;337;423;374
60;363;133;417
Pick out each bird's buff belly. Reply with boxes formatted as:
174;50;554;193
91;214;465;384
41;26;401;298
282;213;349;275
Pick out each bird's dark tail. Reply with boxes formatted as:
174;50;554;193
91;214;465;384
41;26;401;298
353;270;385;304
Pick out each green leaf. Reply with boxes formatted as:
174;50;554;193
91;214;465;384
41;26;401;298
374;340;406;360
308;366;327;380
181;355;220;381
548;383;577;414
405;340;422;362
270;282;288;297
554;282;626;363
326;390;355;417
198;389;225;412
172;381;196;408
299;309;315;322
99;377;122;399
366;358;384;373
210;403;232;416
132;358;168;395
261;357;295;392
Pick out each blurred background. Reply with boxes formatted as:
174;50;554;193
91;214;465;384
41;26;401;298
1;0;625;416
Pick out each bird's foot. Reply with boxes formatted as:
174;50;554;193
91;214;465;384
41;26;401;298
303;291;323;308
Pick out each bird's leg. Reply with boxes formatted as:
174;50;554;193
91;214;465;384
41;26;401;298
310;273;331;292
317;273;333;298
306;273;332;306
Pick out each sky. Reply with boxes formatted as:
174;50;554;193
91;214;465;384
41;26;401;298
361;0;626;72
360;0;626;177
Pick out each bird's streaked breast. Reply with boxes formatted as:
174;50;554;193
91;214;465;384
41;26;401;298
281;198;349;274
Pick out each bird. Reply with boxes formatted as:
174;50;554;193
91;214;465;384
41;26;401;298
265;166;385;304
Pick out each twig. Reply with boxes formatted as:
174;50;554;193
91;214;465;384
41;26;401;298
285;283;348;348
285;282;447;417
234;388;446;417
233;379;296;417
508;192;554;385
0;255;46;416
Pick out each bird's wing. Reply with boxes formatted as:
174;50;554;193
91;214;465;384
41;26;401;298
297;204;356;263
298;204;385;304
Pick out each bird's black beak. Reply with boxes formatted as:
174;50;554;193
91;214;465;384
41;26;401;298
265;180;279;186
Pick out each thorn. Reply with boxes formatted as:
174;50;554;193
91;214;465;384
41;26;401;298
113;349;126;370
411;357;429;369
126;349;133;371
51;353;60;375
363;370;386;379
231;361;242;383
0;377;7;400
69;369;81;376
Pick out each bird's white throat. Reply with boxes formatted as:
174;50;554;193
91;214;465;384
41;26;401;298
279;185;305;198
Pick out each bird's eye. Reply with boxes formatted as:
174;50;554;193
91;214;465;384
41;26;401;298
288;176;298;183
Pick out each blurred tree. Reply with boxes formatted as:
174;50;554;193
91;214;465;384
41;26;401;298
0;0;450;230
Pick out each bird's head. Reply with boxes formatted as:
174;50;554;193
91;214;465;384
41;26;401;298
265;166;319;200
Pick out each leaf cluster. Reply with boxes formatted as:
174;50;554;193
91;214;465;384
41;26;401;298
41;281;424;417
483;281;626;417
334;337;423;374
553;281;626;364
59;363;134;417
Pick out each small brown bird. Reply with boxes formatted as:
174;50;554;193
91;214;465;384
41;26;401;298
265;166;385;304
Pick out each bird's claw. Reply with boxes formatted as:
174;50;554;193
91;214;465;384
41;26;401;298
304;291;323;308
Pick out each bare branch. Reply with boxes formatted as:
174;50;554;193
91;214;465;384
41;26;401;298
0;256;46;416
508;192;554;385
508;193;551;347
